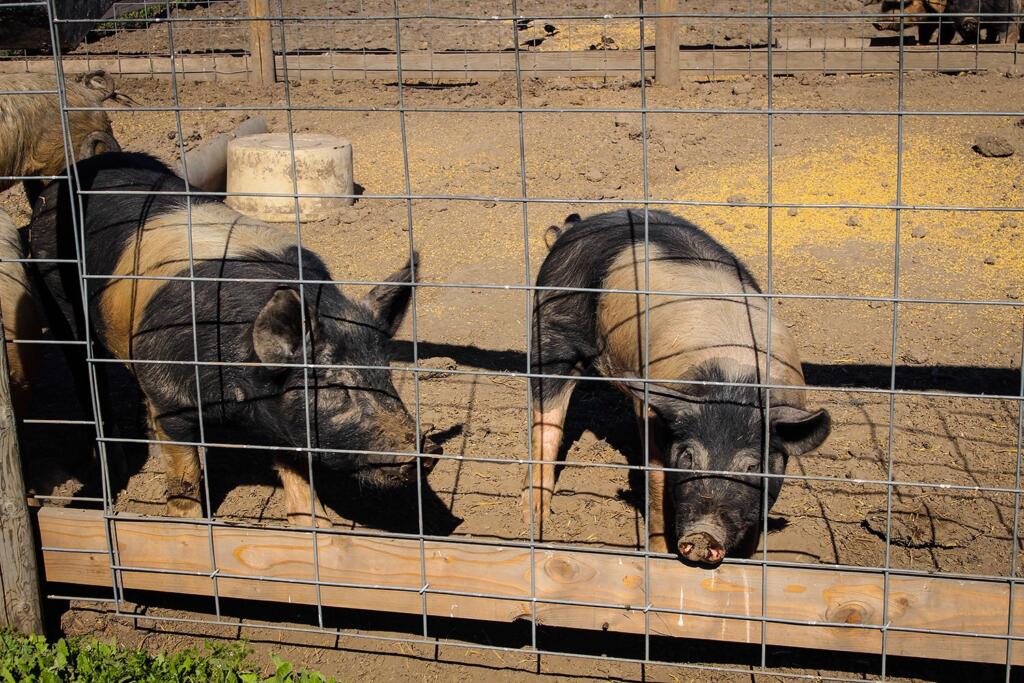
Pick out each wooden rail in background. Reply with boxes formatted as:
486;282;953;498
37;506;1024;666
0;42;1019;82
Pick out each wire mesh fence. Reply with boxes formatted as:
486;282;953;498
1;0;1024;680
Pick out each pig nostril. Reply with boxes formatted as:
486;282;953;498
678;542;694;557
706;547;725;564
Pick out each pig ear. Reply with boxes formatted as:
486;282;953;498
619;377;691;419
253;288;311;366
770;406;831;456
364;252;417;337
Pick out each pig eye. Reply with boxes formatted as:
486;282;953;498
675;447;693;468
744;460;761;473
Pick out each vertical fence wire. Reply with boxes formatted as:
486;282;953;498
388;0;432;642
273;0;328;630
40;0;129;618
163;0;223;622
760;0;775;671
880;2;909;678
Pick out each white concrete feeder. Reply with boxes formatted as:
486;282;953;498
225;133;353;223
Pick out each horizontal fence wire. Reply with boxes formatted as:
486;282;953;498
4;0;1022;681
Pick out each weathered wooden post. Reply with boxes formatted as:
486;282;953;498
248;0;276;85
655;0;680;86
0;318;44;635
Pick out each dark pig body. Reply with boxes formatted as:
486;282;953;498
944;0;1017;43
525;209;831;565
876;0;1019;43
29;152;436;527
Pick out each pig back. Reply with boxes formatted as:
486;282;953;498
0;74;114;193
596;243;807;406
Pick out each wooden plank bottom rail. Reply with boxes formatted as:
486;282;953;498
36;507;1024;666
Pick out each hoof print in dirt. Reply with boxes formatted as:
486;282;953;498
972;134;1014;158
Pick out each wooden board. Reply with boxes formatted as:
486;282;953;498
36;507;1024;666
0;317;43;635
1;44;1019;82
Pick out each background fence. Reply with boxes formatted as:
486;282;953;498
2;1;1024;681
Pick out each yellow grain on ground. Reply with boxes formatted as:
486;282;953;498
672;124;1023;307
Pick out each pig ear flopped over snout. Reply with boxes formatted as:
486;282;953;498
363;252;418;338
770;406;832;456
253;288;314;366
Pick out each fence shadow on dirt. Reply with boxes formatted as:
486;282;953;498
45;587;1010;682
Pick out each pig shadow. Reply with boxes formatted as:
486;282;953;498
196;442;462;537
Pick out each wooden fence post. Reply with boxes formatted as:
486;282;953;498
655;0;679;86
0;319;44;635
248;0;275;85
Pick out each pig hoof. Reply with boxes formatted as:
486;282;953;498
287;513;333;529
167;496;203;518
520;488;551;527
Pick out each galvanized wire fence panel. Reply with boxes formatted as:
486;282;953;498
2;0;1023;680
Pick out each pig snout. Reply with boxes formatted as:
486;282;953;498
397;440;442;483
873;21;898;31
677;522;728;565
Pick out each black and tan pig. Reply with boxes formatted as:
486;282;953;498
28;152;439;527
524;209;831;565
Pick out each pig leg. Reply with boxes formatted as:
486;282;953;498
148;409;204;518
159;438;204;518
521;380;576;529
274;454;332;528
634;402;668;554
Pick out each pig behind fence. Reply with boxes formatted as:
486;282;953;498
525;209;832;565
0;70;123;201
28;151;439;527
875;0;1019;44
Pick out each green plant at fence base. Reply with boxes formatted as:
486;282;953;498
0;631;338;683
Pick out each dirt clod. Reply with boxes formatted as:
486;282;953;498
984;255;997;265
846;215;861;227
584;167;605;182
972;134;1015;158
726;193;747;205
417;356;458;379
911;227;927;238
787;207;798;217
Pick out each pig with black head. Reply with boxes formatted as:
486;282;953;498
525;209;831;565
28;152;438;527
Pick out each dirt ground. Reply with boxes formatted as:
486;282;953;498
72;0;879;56
3;36;1024;683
